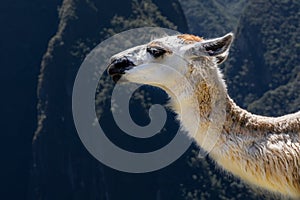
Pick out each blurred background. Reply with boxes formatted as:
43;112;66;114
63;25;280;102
1;0;299;199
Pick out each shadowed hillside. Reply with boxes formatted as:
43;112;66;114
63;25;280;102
0;0;61;199
179;0;247;37
224;0;300;116
30;0;189;200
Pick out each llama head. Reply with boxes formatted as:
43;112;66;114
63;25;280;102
107;33;233;93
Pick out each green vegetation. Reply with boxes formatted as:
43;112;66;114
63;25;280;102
104;0;177;36
224;0;300;115
179;0;247;37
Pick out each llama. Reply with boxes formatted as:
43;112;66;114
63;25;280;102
107;33;300;198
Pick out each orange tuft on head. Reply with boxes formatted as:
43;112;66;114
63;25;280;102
177;34;204;43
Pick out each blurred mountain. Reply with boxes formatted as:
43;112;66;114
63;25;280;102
224;0;300;116
29;0;188;200
179;0;247;37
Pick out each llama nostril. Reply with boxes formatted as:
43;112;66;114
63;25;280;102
107;57;134;76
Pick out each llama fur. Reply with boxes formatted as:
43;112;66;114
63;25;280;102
107;33;300;198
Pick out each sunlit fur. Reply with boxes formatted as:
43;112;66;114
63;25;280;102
109;33;300;198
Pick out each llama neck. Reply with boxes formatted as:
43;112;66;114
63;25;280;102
173;85;300;157
167;69;230;153
168;73;295;155
209;96;300;197
221;96;300;139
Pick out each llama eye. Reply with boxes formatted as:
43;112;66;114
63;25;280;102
146;46;166;58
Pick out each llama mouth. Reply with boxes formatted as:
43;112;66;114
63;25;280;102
108;65;134;82
107;57;135;83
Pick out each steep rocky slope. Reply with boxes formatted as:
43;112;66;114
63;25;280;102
30;0;188;199
179;0;247;37
224;0;300;115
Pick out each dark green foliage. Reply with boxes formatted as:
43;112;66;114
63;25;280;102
248;74;300;116
104;0;177;36
179;0;247;37
30;0;189;200
224;0;300;115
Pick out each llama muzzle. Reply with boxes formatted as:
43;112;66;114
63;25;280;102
107;56;135;82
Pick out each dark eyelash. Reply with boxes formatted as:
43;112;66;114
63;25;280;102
146;46;166;58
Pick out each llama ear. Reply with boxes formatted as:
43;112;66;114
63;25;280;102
201;33;233;56
185;33;233;62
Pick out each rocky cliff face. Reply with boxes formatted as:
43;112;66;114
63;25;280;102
224;0;300;115
29;0;188;200
179;0;247;37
